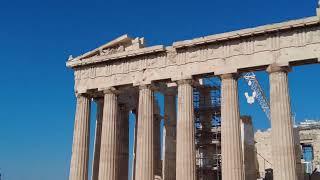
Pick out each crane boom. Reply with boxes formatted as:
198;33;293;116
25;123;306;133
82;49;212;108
242;72;271;121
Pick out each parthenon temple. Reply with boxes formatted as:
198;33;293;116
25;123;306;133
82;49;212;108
67;6;320;180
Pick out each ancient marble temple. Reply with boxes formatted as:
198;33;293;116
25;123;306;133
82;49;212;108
67;9;320;180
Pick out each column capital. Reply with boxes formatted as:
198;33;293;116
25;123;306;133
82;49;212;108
139;84;159;91
266;64;291;74
220;73;239;80
75;93;90;98
101;87;120;95
176;79;194;86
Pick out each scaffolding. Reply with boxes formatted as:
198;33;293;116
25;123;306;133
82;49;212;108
194;78;221;180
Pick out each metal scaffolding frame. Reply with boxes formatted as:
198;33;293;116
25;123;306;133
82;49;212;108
194;78;222;180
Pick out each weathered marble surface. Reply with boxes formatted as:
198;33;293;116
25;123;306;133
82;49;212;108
67;16;320;93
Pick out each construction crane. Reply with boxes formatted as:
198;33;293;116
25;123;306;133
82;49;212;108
242;72;271;121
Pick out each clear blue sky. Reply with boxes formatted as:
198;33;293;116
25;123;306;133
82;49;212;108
0;0;319;180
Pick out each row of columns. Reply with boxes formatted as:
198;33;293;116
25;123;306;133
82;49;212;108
69;65;298;180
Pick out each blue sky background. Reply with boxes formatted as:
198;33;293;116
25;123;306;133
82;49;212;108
0;0;320;180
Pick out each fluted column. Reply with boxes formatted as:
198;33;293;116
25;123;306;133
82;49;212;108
154;98;162;180
176;80;196;180
69;94;91;180
135;85;154;180
220;74;244;180
98;90;119;180
267;65;297;180
163;88;176;180
118;104;130;180
91;99;104;180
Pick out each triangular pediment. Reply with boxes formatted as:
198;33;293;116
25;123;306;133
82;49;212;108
70;34;145;61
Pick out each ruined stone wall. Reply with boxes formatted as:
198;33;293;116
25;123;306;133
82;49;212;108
255;129;273;178
241;116;257;180
299;128;320;171
254;125;320;179
294;128;305;180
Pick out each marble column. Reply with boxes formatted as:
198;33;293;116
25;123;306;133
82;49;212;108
118;104;130;180
220;74;244;180
154;98;162;180
132;109;138;180
135;85;154;180
241;116;256;180
176;80;196;180
98;90;119;180
91;99;104;180
69;94;91;180
267;65;297;180
163;88;176;180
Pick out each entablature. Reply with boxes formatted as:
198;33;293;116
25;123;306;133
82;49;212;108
67;16;320;93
